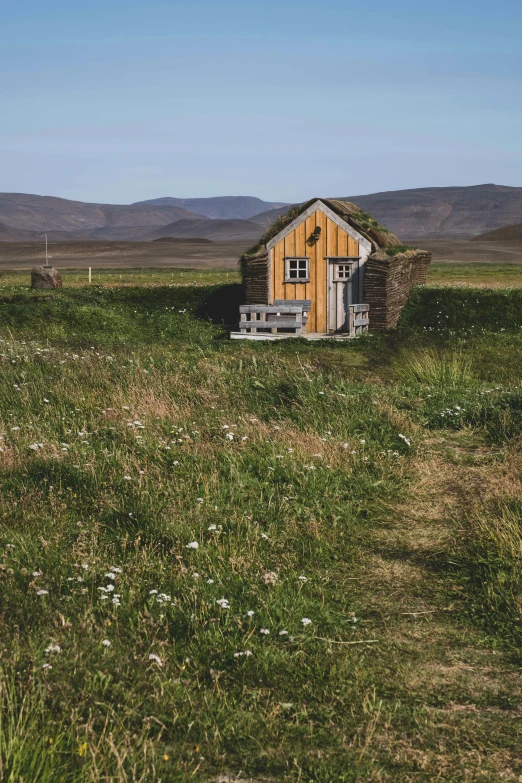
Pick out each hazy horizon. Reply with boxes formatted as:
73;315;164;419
2;0;521;204
2;182;522;209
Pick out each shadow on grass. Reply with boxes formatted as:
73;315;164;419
196;282;244;327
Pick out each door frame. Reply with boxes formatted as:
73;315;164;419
326;256;360;333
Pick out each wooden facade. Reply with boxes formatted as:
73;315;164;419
269;210;364;333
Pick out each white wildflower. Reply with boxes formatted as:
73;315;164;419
123;475;132;480
44;644;61;653
301;617;312;626
186;541;199;550
105;572;116;580
216;598;230;609
260;628;270;635
298;576;308;582
279;630;289;636
246;610;255;617
148;653;162;666
102;639;111;647
36;589;48;596
42;663;52;670
208;524;217;531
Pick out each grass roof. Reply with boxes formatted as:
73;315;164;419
255;198;404;255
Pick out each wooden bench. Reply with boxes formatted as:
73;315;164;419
238;304;308;336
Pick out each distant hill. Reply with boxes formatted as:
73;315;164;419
132;196;289;220
143;218;261;242
250;185;522;239
0;193;203;241
342;184;522;239
0;221;41;241
152;236;215;244
2;185;522;242
472;222;522;242
249;205;292;228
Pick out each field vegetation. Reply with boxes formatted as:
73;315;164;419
0;271;521;782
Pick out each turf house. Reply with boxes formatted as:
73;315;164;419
232;198;431;339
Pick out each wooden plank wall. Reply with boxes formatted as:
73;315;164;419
271;210;359;333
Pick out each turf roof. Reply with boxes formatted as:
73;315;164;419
257;198;403;253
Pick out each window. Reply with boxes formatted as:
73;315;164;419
285;257;310;282
334;263;353;281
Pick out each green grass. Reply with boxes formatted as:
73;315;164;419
428;262;522;287
0;267;240;289
1;280;522;781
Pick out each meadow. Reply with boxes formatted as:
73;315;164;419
0;270;521;782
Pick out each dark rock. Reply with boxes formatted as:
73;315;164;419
31;266;62;289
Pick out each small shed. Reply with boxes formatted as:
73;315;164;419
232;198;431;339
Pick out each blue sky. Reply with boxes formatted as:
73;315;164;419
1;0;521;204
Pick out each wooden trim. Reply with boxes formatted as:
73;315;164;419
266;200;372;254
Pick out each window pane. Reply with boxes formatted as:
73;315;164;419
286;258;309;281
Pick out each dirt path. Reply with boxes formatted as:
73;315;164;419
351;434;522;781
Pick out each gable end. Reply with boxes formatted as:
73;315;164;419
266;200;372;254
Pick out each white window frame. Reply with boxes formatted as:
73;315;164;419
284;256;310;283
327;257;360;282
333;262;354;282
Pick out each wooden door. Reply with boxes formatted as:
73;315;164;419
327;259;358;332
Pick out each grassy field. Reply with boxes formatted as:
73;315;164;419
0;276;521;782
2;261;522;291
428;262;522;287
0;267;240;289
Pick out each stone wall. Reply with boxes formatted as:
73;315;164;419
243;249;269;305
365;249;431;330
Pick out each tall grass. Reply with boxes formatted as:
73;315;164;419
394;347;473;386
455;499;522;644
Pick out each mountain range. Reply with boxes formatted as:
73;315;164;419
1;185;521;242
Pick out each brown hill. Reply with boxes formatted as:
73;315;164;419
152;237;214;244
471;222;522;242
143;218;261;242
0;193;204;239
132;196;288;220
342;184;522;239
0;221;41;241
3;185;522;242
250;185;522;239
